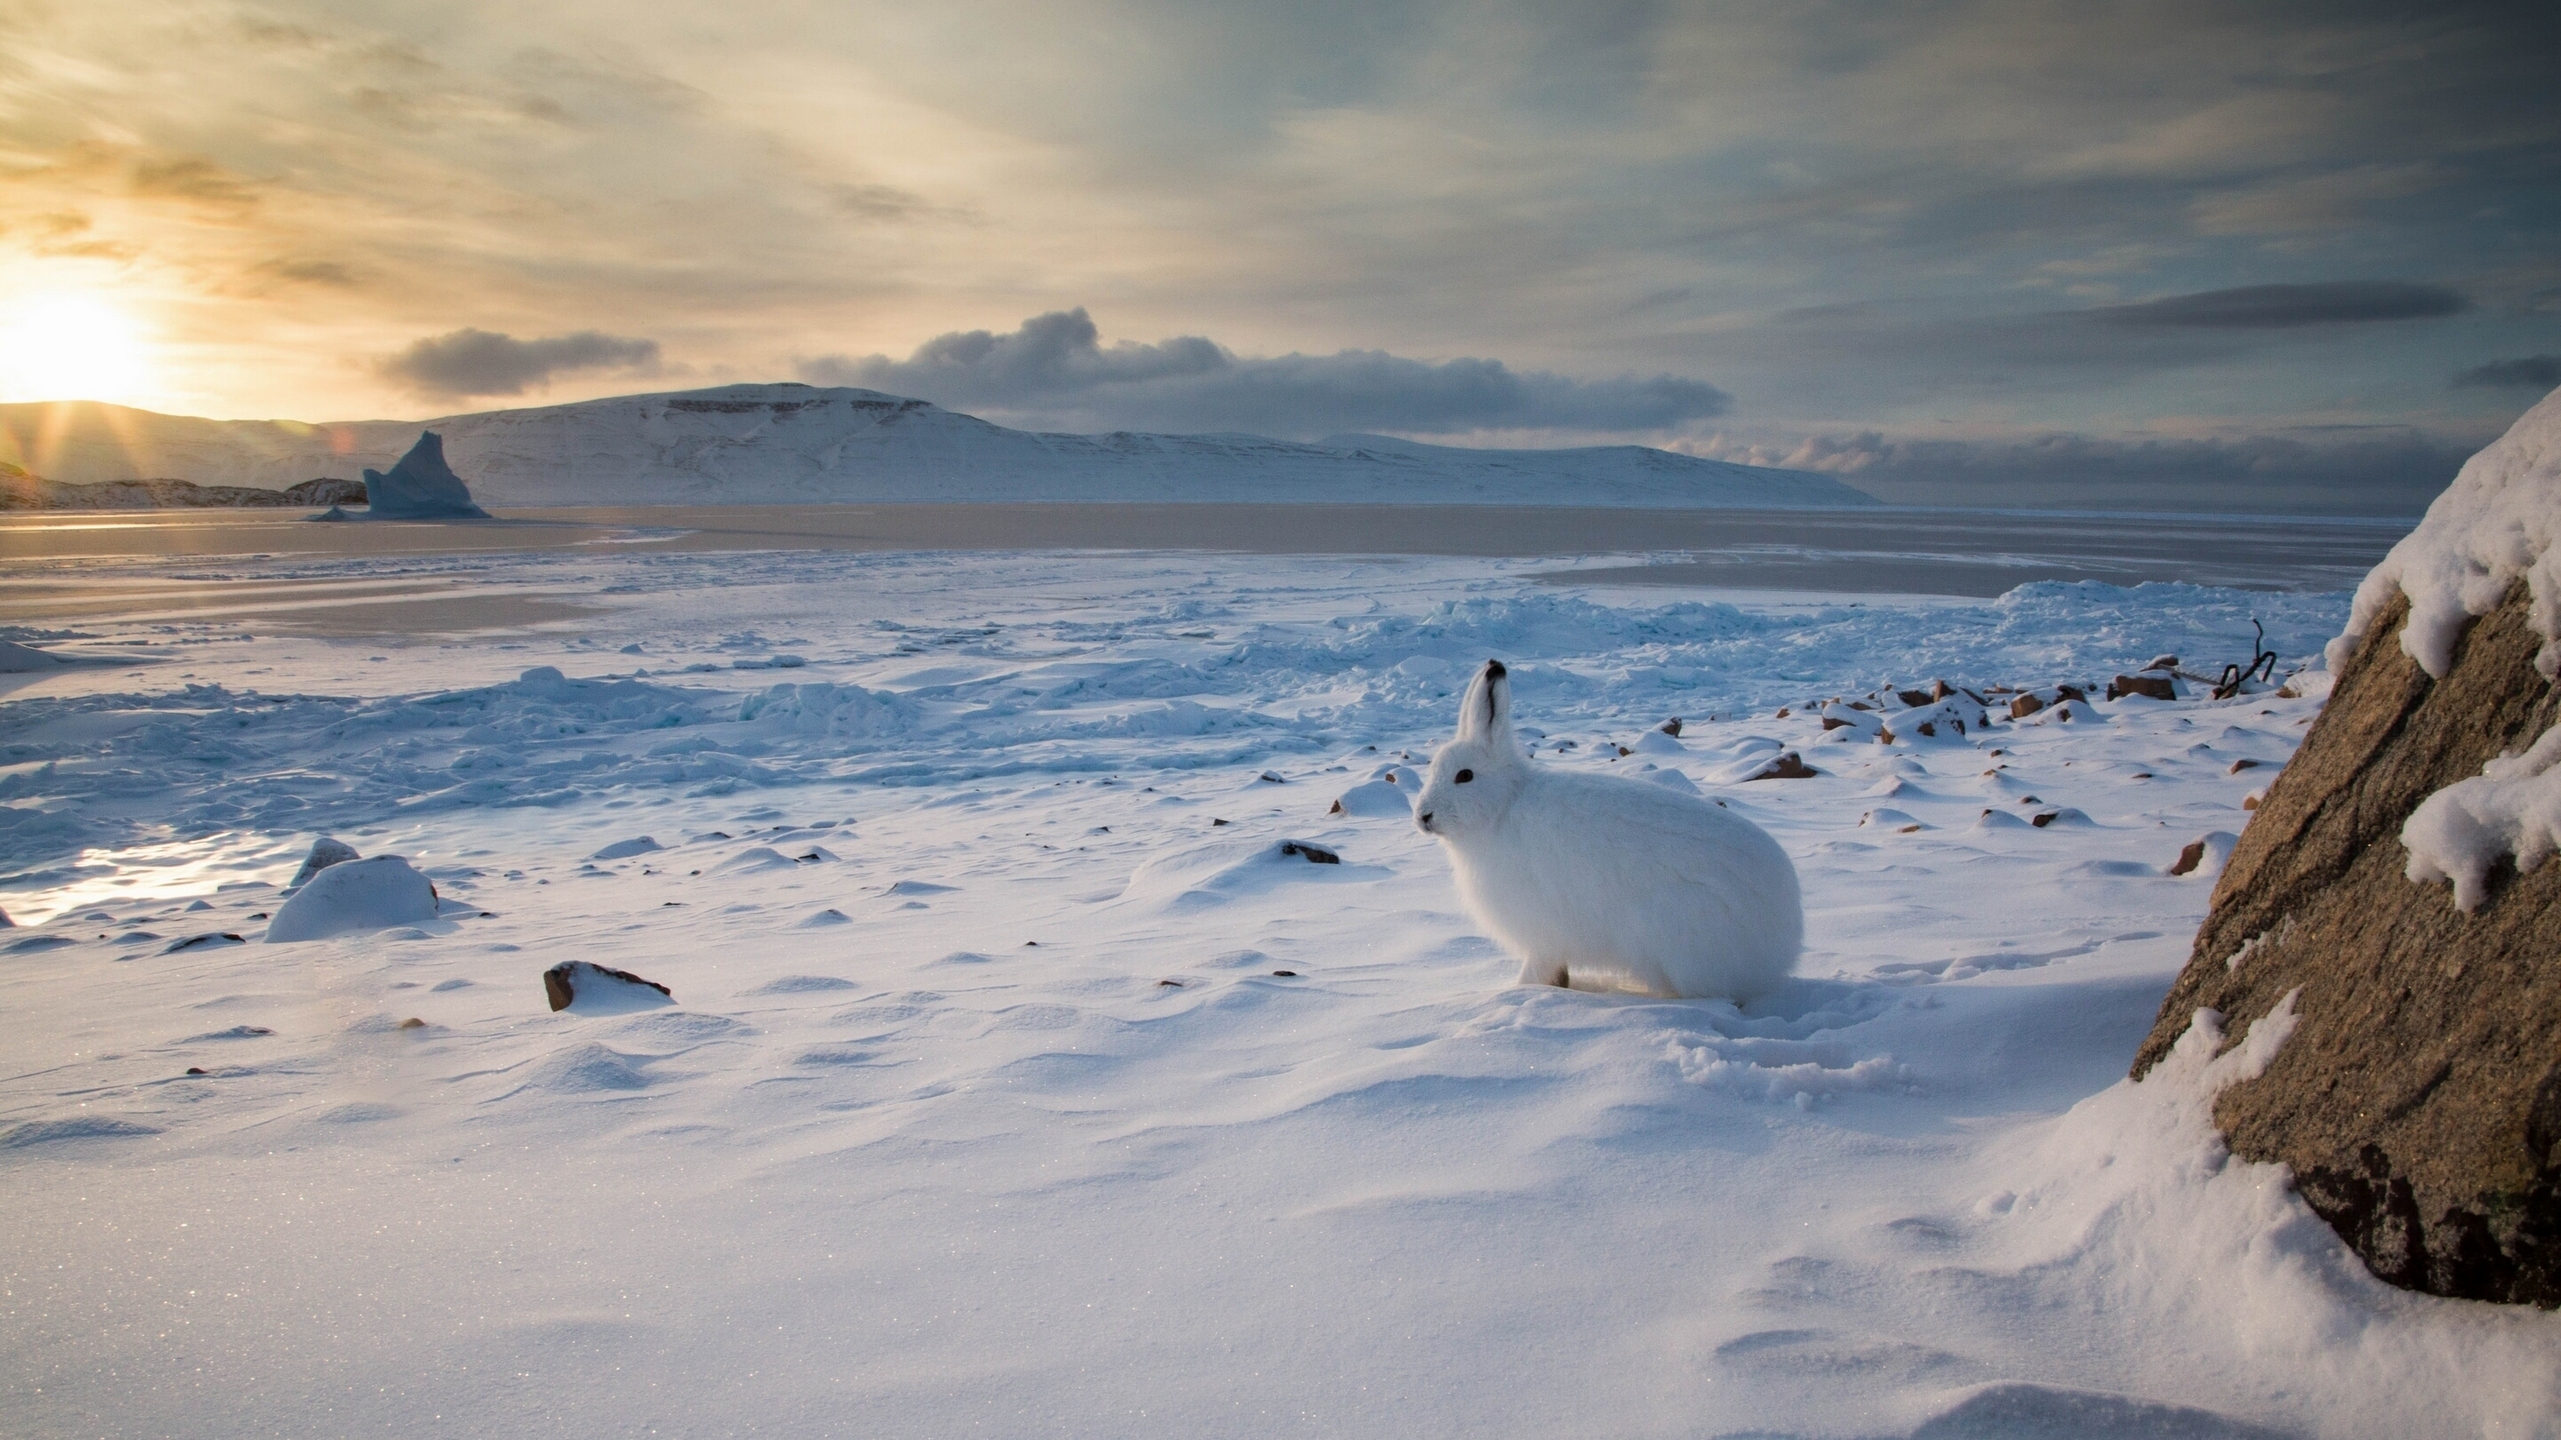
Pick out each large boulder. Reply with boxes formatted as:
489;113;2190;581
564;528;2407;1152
266;855;440;942
361;431;491;519
2133;388;2561;1308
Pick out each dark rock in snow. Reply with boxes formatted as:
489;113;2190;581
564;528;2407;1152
2108;673;2178;701
360;432;493;520
2133;586;2561;1307
160;932;246;954
1742;751;1819;781
543;959;675;1013
1278;840;1341;865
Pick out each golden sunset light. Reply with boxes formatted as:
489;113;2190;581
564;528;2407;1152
0;290;155;406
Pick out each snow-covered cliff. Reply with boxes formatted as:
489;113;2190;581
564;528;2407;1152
0;384;1876;509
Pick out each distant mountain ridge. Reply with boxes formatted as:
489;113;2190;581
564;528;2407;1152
0;384;1877;509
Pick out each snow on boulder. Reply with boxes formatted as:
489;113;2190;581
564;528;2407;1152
589;836;664;860
1328;780;1412;818
542;960;675;1014
284;836;361;892
359;431;492;519
2135;385;2561;1308
1881;695;1988;744
265;855;439;942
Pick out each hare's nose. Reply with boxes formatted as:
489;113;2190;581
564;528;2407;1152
1416;811;1434;830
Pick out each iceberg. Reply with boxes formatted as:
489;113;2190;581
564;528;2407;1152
360;431;492;519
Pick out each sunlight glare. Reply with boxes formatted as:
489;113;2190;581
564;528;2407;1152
0;292;156;404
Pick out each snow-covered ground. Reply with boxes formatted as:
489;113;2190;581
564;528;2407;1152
3;544;2556;1438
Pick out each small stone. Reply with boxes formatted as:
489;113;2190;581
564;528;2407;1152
2030;811;2059;828
2230;758;2264;774
1271;970;1298;978
1259;771;1285;783
2168;839;2208;875
1156;979;1184;988
1775;707;1791;719
2009;693;2045;719
1897;688;1933;707
1211;818;1229;826
1659;717;1683;737
1279;841;1341;864
2108;674;2177;702
186;1067;208;1076
397;1017;426;1030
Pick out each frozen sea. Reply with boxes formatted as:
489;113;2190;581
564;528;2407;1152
2;504;2554;1439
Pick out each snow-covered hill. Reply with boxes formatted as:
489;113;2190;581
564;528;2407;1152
0;385;1875;508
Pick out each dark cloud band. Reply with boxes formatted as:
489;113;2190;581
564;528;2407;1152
1716;427;2472;515
378;329;662;399
2088;282;2471;329
2453;355;2561;389
801;309;1730;438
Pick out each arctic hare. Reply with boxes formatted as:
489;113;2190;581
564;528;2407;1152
1415;660;1801;999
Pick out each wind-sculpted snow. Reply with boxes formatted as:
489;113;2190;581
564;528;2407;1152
14;546;2548;1440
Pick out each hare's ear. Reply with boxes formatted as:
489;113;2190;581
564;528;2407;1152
1456;659;1511;742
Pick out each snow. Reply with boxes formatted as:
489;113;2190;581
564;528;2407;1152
2322;386;2561;912
2334;384;2561;680
1;543;2554;1436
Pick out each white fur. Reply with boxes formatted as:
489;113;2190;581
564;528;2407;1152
1415;660;1802;999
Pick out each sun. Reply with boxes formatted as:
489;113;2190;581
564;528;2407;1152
0;292;156;404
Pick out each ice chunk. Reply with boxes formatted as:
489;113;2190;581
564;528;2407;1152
266;855;439;942
0;640;62;672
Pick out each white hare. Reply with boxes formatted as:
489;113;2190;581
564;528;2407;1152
1415;660;1801;999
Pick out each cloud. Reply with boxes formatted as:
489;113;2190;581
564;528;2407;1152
800;309;1730;438
2453;355;2561;390
376;329;661;400
1688;426;2472;516
2087;282;2471;329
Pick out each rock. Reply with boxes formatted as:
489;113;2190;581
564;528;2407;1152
2009;693;2045;719
2130;586;2561;1307
266;855;439;942
359;432;493;520
285;837;362;892
2229;758;2264;774
1895;687;1934;707
589;836;664;860
2145;654;2180;672
543;960;674;1013
281;477;367;506
2108;673;2177;701
1659;717;1683;737
160;932;246;954
1743;751;1819;780
1278;840;1341;864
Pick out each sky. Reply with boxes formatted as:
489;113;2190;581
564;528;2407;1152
2;0;2557;511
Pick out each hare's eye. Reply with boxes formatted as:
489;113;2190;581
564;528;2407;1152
1455;768;1475;784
